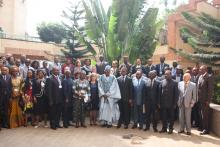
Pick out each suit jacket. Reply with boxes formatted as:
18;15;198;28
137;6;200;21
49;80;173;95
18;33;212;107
117;76;133;102
0;74;12;101
145;79;160;108
119;63;132;74
130;65;146;75
132;77;146;106
96;61;108;75
159;79;179;109
144;65;156;77
62;77;73;105
155;63;169;76
198;73;214;104
48;75;63;105
178;81;196;108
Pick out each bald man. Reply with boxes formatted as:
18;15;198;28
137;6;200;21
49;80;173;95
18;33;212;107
198;65;214;135
178;73;196;135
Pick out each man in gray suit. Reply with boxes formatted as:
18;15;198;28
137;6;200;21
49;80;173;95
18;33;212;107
132;70;146;130
178;73;196;135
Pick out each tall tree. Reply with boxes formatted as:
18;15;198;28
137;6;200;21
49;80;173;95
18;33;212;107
61;1;96;61
173;12;220;67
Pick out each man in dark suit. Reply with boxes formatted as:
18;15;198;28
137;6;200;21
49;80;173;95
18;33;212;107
198;65;214;135
132;70;146;130
190;67;200;128
144;71;160;132
62;68;74;128
130;58;145;75
119;56;132;75
144;59;155;78
48;67;63;130
155;56;169;77
159;70;179;134
96;55;108;75
117;67;133;129
0;66;12;129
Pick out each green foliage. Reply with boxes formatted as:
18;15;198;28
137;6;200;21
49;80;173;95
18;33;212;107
178;12;220;67
83;0;160;63
37;22;66;44
213;76;220;104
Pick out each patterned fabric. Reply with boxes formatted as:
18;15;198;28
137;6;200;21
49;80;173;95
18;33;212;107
73;79;91;123
99;75;114;93
24;80;34;113
9;76;24;128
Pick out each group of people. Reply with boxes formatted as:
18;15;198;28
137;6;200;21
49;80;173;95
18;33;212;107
0;54;214;136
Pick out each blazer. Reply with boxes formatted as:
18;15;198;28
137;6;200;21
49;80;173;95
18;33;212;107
144;79;160;108
155;63;169;76
159;79;179;109
144;65;156;77
48;75;63;105
132;77;146;106
0;74;12;100
198;73;214;104
62;77;74;105
117;76;133;102
178;81;196;108
130;65;146;75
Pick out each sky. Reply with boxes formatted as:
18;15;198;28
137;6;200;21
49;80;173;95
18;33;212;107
26;0;188;36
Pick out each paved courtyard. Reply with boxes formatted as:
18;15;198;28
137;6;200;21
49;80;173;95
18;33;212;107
0;123;220;147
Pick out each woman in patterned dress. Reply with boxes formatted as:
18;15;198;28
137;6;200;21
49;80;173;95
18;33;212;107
8;66;25;128
23;69;36;126
73;70;90;128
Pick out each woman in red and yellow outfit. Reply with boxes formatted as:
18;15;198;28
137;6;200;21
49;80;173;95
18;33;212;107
8;66;25;128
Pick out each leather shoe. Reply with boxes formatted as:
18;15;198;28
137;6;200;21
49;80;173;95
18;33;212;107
124;126;128;129
159;129;167;133
153;128;158;132
144;128;149;131
200;130;209;135
132;125;137;129
186;132;191;135
168;129;173;134
178;130;184;134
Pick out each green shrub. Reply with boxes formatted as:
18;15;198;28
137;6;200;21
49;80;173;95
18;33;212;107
213;76;220;105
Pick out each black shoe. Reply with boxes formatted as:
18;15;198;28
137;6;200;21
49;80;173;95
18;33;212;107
144;128;149;131
51;126;57;130
186;132;191;135
159;129;167;133
168;129;173;134
107;125;112;128
63;125;68;128
81;124;87;128
200;130;209;135
117;124;121;128
153;128;158;132
101;124;107;128
138;125;143;130
57;125;63;128
178;130;184;134
124;125;128;129
132;125;137;129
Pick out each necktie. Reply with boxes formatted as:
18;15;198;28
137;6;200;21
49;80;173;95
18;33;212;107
151;80;153;88
138;79;140;86
4;75;6;80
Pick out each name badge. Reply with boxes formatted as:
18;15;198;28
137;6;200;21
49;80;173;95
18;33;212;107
59;85;62;88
